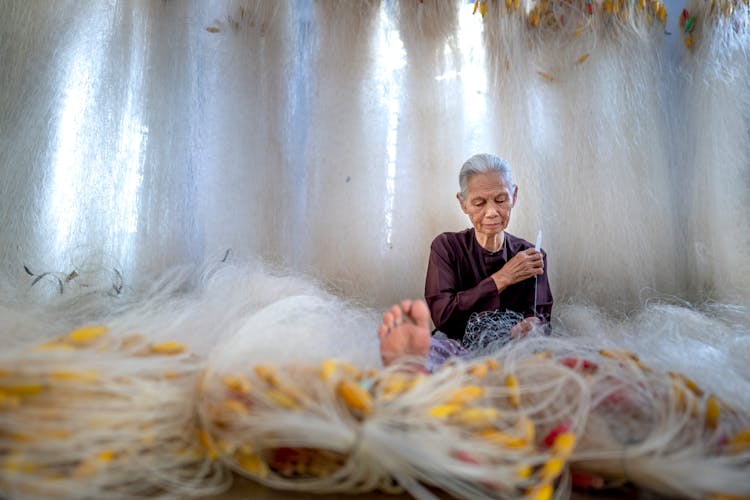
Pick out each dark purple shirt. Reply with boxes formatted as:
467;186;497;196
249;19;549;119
424;229;553;341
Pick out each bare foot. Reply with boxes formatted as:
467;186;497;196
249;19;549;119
377;300;432;367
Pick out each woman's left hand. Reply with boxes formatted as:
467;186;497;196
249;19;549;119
510;316;542;339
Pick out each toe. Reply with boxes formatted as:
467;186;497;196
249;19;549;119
389;304;404;324
410;300;431;329
399;300;414;322
382;311;395;329
377;324;389;340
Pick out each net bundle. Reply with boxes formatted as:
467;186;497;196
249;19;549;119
198;336;591;499
0;325;230;499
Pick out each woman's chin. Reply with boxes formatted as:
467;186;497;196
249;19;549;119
480;225;504;235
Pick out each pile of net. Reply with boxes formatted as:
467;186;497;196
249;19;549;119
1;320;749;499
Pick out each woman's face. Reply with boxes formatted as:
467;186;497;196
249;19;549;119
458;171;518;240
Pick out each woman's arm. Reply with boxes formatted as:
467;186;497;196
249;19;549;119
424;238;500;339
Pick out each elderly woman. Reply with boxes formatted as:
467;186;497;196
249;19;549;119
378;154;553;368
425;153;553;342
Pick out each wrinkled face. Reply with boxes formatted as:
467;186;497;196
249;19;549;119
458;171;518;239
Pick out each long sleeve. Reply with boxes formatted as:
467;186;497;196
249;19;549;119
425;235;500;340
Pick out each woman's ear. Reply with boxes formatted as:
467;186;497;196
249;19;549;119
456;192;468;213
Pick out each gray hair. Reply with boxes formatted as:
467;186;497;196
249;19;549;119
458;153;515;199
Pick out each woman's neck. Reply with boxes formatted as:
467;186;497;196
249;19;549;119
475;230;504;253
